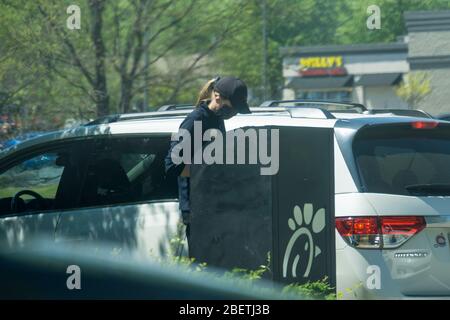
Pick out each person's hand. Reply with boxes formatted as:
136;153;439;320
181;164;190;177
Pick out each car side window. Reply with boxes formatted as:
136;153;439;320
0;148;77;215
78;136;177;208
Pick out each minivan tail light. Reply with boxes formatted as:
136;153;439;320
411;121;438;129
336;216;426;249
380;216;426;249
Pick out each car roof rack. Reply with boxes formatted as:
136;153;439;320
85;104;196;126
157;104;195;111
85;108;290;125
84;101;342;126
84;110;192;126
260;99;368;113
86;114;121;125
286;107;335;119
369;108;433;118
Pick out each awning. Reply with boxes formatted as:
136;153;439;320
355;73;402;86
286;76;353;89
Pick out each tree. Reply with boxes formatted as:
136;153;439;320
1;0;249;118
107;0;246;113
215;0;450;104
2;0;450;129
395;72;431;109
214;0;358;103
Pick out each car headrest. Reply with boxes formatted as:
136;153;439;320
91;158;130;193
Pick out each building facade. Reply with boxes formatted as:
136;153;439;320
280;10;450;115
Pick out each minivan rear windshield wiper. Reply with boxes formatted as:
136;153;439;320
405;184;450;196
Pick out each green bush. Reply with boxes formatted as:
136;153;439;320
162;241;337;300
282;277;336;300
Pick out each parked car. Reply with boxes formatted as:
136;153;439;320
0;131;45;150
0;132;56;169
0;100;449;299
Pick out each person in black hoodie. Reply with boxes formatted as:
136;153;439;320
165;76;251;250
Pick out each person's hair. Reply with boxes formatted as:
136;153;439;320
195;77;218;106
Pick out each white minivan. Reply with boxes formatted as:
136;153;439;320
0;101;449;299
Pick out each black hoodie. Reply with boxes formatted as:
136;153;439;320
164;101;225;222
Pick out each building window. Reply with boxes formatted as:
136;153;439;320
297;90;351;102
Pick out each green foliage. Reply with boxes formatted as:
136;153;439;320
162;241;336;300
283;277;336;300
225;252;272;281
335;0;450;44
2;0;450;132
395;72;432;108
214;0;450;103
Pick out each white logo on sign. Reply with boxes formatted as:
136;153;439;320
282;204;326;278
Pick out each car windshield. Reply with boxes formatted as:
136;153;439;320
353;124;450;196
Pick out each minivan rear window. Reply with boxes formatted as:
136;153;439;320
353;123;450;196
